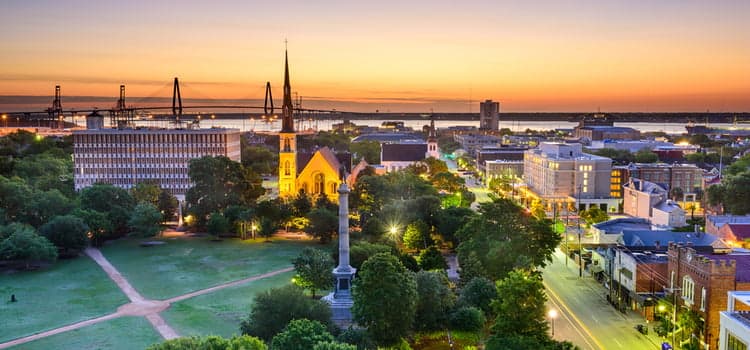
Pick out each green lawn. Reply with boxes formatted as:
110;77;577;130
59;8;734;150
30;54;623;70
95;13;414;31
162;270;295;338
9;316;162;350
0;257;129;343
101;237;318;300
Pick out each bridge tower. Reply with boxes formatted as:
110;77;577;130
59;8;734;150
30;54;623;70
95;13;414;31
172;77;183;120
47;85;63;128
264;81;274;117
110;85;135;128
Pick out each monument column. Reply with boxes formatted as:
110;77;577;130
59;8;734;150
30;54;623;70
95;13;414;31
323;181;356;325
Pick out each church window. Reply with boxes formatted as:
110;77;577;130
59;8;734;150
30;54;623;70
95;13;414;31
330;182;337;193
314;173;325;194
284;138;291;151
284;161;291;176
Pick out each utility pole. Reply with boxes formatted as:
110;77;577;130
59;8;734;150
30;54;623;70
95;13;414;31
577;185;583;278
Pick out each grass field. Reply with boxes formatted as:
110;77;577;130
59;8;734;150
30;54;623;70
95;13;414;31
101;237;319;300
0;257;128;343
162;270;295;338
9;316;162;350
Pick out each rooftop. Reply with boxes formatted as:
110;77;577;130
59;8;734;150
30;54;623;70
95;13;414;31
707;252;750;282
620;230;717;249
593;217;652;235
351;132;423;143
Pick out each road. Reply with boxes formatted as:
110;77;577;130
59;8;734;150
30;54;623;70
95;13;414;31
543;249;666;350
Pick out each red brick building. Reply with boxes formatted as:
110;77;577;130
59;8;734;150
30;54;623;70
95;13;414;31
667;244;750;349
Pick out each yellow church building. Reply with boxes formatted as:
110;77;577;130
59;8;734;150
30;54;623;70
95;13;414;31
277;51;347;202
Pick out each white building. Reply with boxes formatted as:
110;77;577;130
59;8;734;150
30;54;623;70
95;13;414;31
524;142;618;212
73;126;241;199
719;291;750;350
623;178;686;228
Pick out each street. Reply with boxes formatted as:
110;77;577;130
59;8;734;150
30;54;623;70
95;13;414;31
543;249;665;350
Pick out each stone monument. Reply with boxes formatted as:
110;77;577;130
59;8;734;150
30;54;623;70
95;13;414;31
323;181;356;326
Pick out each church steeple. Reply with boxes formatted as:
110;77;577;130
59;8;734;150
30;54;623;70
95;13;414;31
281;50;295;133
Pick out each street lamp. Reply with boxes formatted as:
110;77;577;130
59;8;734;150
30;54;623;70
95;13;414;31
548;309;558;336
251;223;258;240
2;114;7;128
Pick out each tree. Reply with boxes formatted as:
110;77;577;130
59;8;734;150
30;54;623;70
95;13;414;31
456;198;560;281
257;216;277;242
530;199;546;219
131;182;161;205
240;285;333;341
147;335;267;350
403;220;431;251
186;156;264;227
0;175;34;224
414;270;455;331
350;140;381;165
634;149;659;163
293;247;334;298
79;183;136;236
26;189;74;228
313;341;358;350
721;172;750;215
435;206;475;247
206;212;230;237
579;207;609;225
449;306;485;332
38;215;89;257
421;157;449;178
241;145;277;175
349;242;393;270
128;202;163;238
490;270;548;340
306;208;338;243
458;277;497;315
418;246;447;271
157;189;179;223
0;225;57;267
292;189;314;217
588;148;634;165
270;319;335;350
71;209;112;247
352;253;418;346
432;171;464;193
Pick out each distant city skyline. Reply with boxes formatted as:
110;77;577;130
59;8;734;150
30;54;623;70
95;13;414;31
1;0;748;112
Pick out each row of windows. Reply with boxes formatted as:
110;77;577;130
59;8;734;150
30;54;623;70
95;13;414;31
75;133;231;144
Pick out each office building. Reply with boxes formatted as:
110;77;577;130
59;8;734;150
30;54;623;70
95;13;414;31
73;126;241;199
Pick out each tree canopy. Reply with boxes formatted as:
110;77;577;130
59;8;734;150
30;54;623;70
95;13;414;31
270;319;335;350
456;198;561;281
352;252;418;346
292;247;334;298
240;285;333;341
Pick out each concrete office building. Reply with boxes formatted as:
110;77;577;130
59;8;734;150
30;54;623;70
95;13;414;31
73;125;241;199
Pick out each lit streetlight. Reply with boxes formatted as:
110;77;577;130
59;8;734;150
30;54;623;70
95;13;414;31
251;222;258;240
548;309;558;337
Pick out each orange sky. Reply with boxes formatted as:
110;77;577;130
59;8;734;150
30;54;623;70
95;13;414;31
0;1;748;112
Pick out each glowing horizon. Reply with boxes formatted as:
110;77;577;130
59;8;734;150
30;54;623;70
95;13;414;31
1;0;748;112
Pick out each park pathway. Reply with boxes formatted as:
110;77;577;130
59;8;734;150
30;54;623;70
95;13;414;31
0;248;294;349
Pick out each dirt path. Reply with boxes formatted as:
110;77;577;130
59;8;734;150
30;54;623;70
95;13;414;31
0;247;294;349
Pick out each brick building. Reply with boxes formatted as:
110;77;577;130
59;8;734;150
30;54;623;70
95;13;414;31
667;244;750;349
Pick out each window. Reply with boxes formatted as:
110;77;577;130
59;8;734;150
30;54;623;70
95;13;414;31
682;276;695;305
700;287;706;311
284;161;291;176
314;173;325;194
728;333;748;350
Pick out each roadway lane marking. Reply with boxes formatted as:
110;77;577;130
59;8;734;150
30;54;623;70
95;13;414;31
614;338;623;348
545;282;605;350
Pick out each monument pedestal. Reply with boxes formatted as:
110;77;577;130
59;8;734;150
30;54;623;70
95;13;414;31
323;266;356;327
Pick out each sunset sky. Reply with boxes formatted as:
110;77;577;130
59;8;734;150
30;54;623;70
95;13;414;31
1;0;748;112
